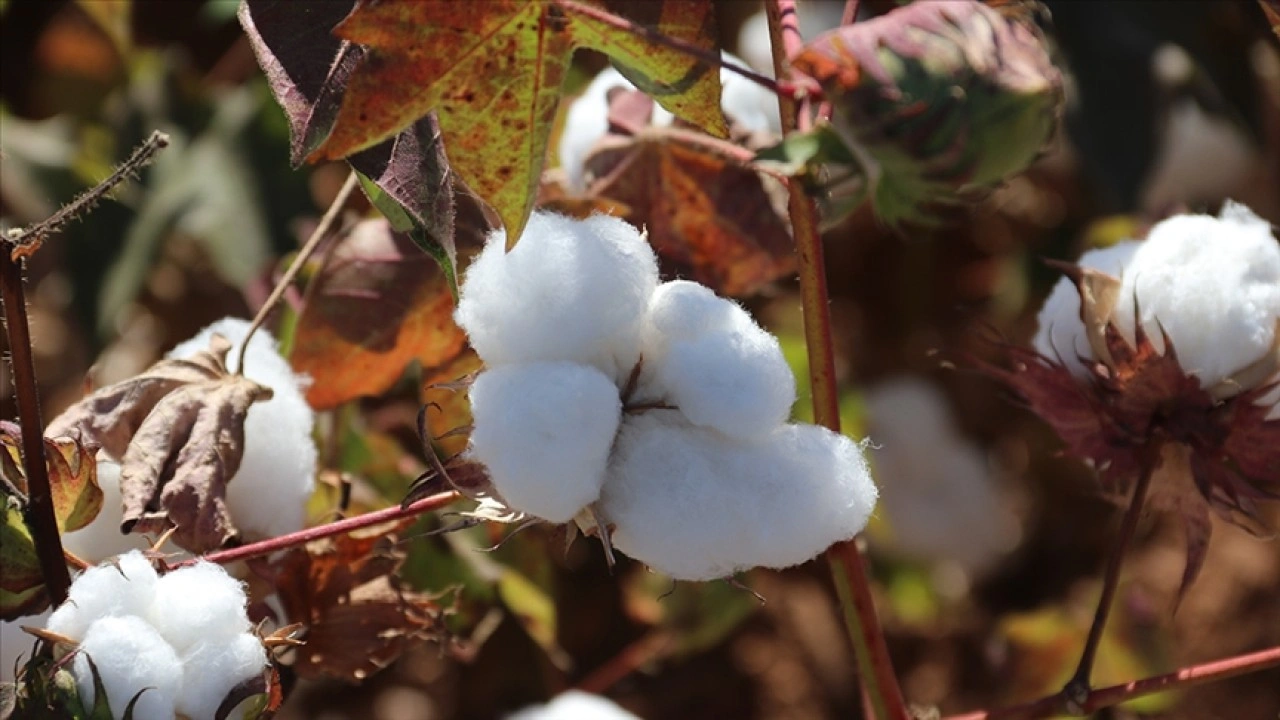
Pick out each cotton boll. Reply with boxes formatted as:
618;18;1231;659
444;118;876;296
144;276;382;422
507;690;641;720
601;413;876;580
177;633;267;720
1033;241;1141;377
864;378;1020;575
639;281;795;439
168;317;316;540
72;615;182;720
455;212;659;381
469;362;622;522
46;550;159;642
148;562;252;654
59;457;152;563
1113;202;1280;389
719;57;783;136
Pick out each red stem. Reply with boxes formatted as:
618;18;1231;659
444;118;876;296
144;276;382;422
1;249;72;605
171;491;460;568
841;0;861;26
766;2;909;720
944;645;1280;720
574;631;672;695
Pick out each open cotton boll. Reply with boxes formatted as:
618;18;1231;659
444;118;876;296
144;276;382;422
469;362;622;522
59;457;153;562
1112;202;1280;389
639;281;795;440
148;562;252;654
455;212;659;381
507;690;641;720
46;550;159;642
168;317;316;540
864;378;1019;575
1033;241;1141;377
557;53;780;191
601;413;876;580
177;633;267;720
72;615;183;720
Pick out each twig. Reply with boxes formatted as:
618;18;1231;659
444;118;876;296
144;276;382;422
944;645;1280;720
0;250;71;605
552;0;803;101
765;3;908;720
841;0;861;26
170;490;460;569
1061;441;1161;707
575;631;673;695
236;170;359;375
5;131;169;257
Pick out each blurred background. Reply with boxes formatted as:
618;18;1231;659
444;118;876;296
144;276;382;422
1;1;1278;718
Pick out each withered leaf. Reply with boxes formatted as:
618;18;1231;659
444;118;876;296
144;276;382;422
272;522;447;682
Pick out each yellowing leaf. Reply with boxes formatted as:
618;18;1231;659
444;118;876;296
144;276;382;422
313;0;726;244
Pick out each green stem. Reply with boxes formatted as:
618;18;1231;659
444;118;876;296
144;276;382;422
765;3;909;720
0;249;71;605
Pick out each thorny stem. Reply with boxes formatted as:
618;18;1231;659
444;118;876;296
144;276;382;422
0;250;72;605
944;645;1280;720
237;170;360;375
553;0;806;101
766;3;909;720
1061;441;1161;707
4;131;169;256
170;490;460;569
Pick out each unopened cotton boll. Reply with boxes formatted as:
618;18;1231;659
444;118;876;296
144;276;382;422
601;413;876;580
557;54;781;191
468;362;622;522
1033;241;1141;377
864;378;1019;575
168;317;316;540
148;562;252;654
639;281;796;440
454;212;659;381
507;690;641;720
1113;202;1280;389
177;634;268;720
72;615;183;720
46;551;159;642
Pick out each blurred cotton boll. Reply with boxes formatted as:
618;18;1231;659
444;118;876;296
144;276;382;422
167;317;317;540
864;378;1020;579
507;690;640;720
1033;240;1141;378
557;52;782;191
735;1;847;74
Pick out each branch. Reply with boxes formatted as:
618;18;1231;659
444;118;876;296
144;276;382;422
945;645;1280;720
5;131;169;257
0;250;71;605
169;491;460;568
766;2;908;720
237;170;359;374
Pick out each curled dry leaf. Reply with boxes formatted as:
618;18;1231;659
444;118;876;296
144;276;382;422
44;334;274;554
984;264;1280;603
271;521;448;682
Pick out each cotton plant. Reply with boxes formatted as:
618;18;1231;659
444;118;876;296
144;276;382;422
558;52;783;192
35;551;268;720
506;690;640;720
451;211;878;581
995;200;1280;599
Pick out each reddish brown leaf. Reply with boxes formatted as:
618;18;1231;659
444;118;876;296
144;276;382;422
291;219;469;410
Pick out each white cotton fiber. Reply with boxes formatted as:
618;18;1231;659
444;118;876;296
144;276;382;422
1113;202;1280;389
455;212;659;381
557;53;781;191
168;317;317;540
72;615;183;720
59;457;152;562
600;413;876;580
177;633;267;720
638;281;795;440
46;551;159;642
864;378;1019;575
148;562;252;654
1033;240;1141;377
507;690;641;720
468;362;623;522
